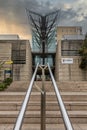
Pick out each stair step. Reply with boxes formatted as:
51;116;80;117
1;81;87;128
0;124;82;130
1;123;87;130
0;92;87;101
1;124;87;130
0;111;87;124
6;81;87;92
0;101;87;111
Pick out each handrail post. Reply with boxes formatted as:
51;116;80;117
41;91;46;130
47;63;74;130
39;65;46;130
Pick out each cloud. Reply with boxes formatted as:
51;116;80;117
63;4;71;10
0;0;34;39
53;0;87;33
0;0;60;39
70;0;87;21
0;0;87;39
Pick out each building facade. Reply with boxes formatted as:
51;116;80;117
55;26;87;81
0;35;32;81
0;26;87;82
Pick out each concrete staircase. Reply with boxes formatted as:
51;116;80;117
0;81;87;130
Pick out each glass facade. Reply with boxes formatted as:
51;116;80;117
34;55;53;66
32;30;56;66
32;31;56;53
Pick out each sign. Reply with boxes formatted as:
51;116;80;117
61;58;73;64
5;61;13;64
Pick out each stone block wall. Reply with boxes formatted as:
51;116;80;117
12;40;32;81
55;44;87;81
0;42;12;80
0;40;32;81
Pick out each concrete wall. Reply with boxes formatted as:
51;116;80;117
57;26;82;40
0;40;32;81
55;26;87;81
55;44;87;81
0;35;19;40
0;42;12;80
13;41;32;81
12;40;32;81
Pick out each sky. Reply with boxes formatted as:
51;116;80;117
0;0;87;40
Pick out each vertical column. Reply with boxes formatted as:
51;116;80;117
41;67;46;130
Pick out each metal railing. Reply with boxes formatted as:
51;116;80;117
47;63;74;130
13;63;39;130
14;63;74;130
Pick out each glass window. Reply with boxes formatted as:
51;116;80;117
61;41;82;56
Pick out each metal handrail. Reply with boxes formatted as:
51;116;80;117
13;63;39;130
47;63;74;130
